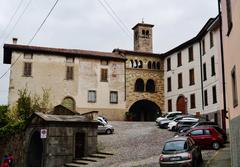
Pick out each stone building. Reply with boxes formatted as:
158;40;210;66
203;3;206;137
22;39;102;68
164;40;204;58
164;16;225;127
4;44;126;120
113;23;165;121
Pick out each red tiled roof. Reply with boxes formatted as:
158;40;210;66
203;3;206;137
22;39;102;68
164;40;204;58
3;44;126;64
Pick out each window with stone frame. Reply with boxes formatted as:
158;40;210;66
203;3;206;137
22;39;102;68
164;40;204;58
231;66;238;107
177;52;182;67
188;46;194;62
101;59;108;65
167;57;171;71
226;0;233;35
189;69;195;86
178;73;183;89
66;57;74;63
23;62;32;77
211;56;216;76
167;77;172;92
88;90;96;103
101;68;108;82
204;89;208;106
110;91;118;104
203;63;207;81
24;53;33;59
212;85;217;104
202;38;206;55
168;99;172;112
66;66;74;80
190;94;196;109
210;31;214;48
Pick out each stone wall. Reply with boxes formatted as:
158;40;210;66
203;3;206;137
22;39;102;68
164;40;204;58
126;54;164;111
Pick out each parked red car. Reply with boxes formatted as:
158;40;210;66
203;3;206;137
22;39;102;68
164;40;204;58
183;126;225;150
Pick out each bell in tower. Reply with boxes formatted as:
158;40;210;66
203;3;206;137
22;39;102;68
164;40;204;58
132;21;154;52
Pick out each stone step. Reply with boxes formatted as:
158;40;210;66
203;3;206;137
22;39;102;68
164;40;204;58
78;157;98;162
64;162;88;167
97;151;114;155
74;159;93;164
88;153;109;158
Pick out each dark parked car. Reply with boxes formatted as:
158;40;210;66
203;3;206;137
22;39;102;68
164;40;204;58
175;119;199;132
182;126;225;150
159;136;202;167
192;121;218;128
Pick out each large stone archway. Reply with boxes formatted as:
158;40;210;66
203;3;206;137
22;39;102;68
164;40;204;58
128;100;161;121
176;95;186;114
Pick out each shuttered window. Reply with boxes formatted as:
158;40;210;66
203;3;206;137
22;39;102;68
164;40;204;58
110;91;118;104
66;66;74;80
23;62;32;77
88;90;96;103
101;69;108;82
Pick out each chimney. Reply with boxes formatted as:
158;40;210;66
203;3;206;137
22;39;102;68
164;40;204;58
12;38;18;44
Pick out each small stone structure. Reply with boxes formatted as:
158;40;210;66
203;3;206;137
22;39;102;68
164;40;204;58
0;107;98;167
25;112;98;167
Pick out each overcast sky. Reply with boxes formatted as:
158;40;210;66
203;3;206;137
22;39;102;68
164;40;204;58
0;0;218;104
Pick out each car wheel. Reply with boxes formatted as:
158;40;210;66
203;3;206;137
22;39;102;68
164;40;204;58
172;126;176;131
212;141;220;150
106;129;112;134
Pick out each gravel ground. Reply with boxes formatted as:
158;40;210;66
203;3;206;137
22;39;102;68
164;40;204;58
86;121;216;167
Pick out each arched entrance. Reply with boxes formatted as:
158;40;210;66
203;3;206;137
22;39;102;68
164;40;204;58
176;95;186;114
75;133;85;158
129;100;161;121
27;131;43;167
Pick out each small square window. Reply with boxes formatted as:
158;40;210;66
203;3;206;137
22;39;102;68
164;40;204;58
110;91;118;104
66;57;74;63
101;60;108;65
24;53;33;59
88;90;96;103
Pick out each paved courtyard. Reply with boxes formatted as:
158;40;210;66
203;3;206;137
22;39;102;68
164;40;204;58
87;121;216;167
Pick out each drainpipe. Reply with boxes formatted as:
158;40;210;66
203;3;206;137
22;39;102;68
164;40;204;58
218;0;227;117
199;41;204;112
218;0;228;130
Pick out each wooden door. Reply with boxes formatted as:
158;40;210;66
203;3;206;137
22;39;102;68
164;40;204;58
177;96;186;114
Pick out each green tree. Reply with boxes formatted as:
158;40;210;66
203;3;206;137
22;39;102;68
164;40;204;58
17;88;32;120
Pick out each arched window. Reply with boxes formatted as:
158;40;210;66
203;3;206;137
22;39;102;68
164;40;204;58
135;79;144;92
146;79;155;92
148;61;152;69
157;62;160;69
62;97;75;111
134;60;138;68
130;60;134;68
139;60;143;68
146;30;149;37
152;62;156;69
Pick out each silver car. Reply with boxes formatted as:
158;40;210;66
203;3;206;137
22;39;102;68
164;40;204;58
97;121;114;134
159;136;202;167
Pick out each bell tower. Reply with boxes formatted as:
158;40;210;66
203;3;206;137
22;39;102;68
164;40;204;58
132;22;154;52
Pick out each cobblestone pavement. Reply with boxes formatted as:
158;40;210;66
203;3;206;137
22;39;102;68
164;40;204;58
87;121;216;167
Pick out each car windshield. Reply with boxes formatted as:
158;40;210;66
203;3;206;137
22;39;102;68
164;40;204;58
163;140;187;152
